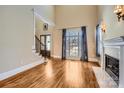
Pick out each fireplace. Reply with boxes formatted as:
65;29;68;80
105;54;119;85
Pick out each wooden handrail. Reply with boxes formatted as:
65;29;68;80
35;35;45;46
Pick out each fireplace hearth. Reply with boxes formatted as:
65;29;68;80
105;54;119;85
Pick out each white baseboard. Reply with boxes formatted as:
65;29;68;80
51;55;61;59
0;61;43;81
88;57;99;62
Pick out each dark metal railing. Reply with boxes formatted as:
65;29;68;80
35;35;44;54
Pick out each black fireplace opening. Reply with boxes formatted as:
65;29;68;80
105;54;119;85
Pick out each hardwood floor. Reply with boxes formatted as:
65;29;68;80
0;58;100;88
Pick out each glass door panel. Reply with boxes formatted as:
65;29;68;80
46;36;51;51
66;28;82;60
41;36;45;50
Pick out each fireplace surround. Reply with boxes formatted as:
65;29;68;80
102;36;124;87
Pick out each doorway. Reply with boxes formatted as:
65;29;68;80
40;34;51;58
62;27;88;61
65;28;82;60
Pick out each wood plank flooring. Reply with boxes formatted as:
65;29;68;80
0;58;100;88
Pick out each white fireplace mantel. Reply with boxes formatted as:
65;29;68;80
102;36;124;88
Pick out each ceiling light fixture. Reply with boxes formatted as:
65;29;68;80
114;5;124;22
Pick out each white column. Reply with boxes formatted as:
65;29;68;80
100;31;105;70
32;8;36;50
119;46;124;87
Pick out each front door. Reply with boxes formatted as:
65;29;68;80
66;28;82;60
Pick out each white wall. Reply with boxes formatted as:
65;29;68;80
98;5;124;40
97;5;124;61
0;5;55;74
34;5;55;26
52;29;62;58
0;6;34;73
53;5;98;59
35;16;55;56
34;5;55;56
35;16;54;39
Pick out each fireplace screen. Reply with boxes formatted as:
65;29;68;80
105;54;119;85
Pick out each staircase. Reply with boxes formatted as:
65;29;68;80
31;49;45;65
31;35;45;63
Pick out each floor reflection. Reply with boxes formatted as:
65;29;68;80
45;60;54;78
65;60;84;87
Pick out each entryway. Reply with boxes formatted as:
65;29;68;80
65;28;82;60
62;27;88;61
40;34;51;58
